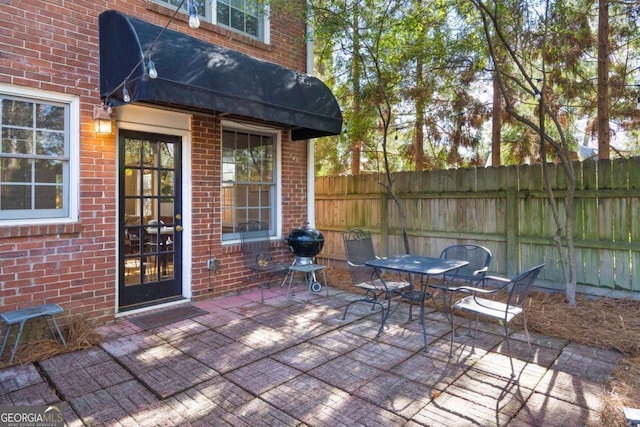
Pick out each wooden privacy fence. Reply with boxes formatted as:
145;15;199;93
315;157;640;297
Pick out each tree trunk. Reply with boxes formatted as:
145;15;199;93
351;1;362;175
597;0;610;160
415;56;425;172
491;73;502;166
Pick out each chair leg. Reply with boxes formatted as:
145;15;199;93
522;312;533;356
258;273;265;303
466;315;474;337
504;323;516;380
376;305;386;337
342;291;373;320
342;295;386;337
470;313;479;338
342;291;381;318
342;300;352;320
449;307;455;358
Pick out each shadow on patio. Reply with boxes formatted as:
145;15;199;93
0;284;619;426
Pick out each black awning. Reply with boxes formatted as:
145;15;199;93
98;10;342;140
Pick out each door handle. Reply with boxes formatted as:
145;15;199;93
175;225;183;232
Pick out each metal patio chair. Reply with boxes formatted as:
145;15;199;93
430;244;492;316
449;263;545;381
239;221;291;303
440;244;492;286
342;229;410;337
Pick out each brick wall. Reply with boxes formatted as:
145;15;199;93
0;0;310;326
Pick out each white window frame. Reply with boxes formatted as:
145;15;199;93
220;120;281;242
212;0;270;43
0;84;79;225
151;0;270;44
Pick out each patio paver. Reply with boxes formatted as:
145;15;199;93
0;286;622;426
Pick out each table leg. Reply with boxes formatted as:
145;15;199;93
419;300;427;352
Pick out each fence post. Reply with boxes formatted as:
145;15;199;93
506;185;518;277
380;191;389;256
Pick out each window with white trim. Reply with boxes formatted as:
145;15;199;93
221;128;278;240
0;87;78;222
155;0;269;42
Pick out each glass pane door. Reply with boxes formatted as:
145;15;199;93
119;130;182;310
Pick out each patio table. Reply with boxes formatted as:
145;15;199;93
365;255;468;350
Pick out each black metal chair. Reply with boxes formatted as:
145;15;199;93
429;244;492;316
449;263;545;381
239;221;291;303
342;229;410;337
440;244;492;285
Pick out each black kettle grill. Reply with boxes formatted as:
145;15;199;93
285;222;325;265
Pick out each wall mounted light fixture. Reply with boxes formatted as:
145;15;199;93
93;104;113;134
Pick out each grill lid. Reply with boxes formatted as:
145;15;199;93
286;223;324;258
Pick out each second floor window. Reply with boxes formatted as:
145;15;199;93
216;0;262;38
156;0;268;42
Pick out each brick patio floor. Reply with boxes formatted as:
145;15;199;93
0;285;623;426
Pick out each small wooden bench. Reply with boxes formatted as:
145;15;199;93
0;303;67;364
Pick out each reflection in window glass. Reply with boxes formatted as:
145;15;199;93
221;129;276;240
0;95;69;219
153;0;265;40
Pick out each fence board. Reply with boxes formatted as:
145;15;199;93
599;248;615;287
315;157;640;297
477;166;496;192
613;158;628;190
614;250;632;291
582;248;600;286
582;159;597;190
599;159;613;189
632;251;640;292
598;199;615;242
630;157;640;189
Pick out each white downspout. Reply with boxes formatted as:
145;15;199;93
306;7;316;228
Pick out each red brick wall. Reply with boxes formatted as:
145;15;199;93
0;0;310;325
188;116;311;300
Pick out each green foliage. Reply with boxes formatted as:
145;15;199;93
311;0;640;175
